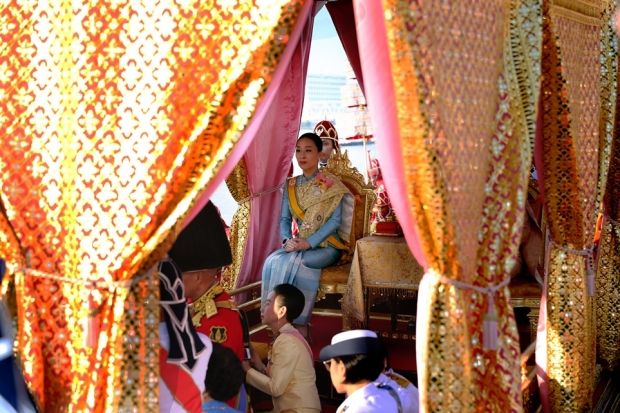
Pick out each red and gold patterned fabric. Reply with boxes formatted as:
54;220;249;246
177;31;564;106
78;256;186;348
596;0;620;373
537;1;606;410
0;1;304;411
357;0;541;410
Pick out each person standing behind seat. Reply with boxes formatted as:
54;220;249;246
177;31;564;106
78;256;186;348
244;284;321;413
314;120;340;168
320;330;400;413
168;201;248;411
202;343;245;413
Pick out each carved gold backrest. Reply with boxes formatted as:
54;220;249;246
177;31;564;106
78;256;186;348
323;150;376;258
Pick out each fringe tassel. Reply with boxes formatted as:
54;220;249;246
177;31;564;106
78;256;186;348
586;258;595;297
483;307;499;351
84;293;100;348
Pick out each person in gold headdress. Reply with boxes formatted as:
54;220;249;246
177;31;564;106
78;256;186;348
314;120;340;168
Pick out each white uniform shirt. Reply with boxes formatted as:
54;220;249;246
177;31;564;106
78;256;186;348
159;322;212;413
376;372;419;413
337;382;399;413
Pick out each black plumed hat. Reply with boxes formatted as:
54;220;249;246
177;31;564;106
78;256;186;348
168;201;232;272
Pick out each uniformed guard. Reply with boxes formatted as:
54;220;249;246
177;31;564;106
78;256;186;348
168;201;248;411
377;339;419;413
320;330;401;413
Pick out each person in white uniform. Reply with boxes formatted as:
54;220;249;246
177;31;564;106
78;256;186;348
376;340;419;413
320;330;400;413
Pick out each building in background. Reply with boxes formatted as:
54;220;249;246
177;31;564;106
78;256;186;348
300;74;346;132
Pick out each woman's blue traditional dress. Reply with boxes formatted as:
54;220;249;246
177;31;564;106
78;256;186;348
261;170;353;325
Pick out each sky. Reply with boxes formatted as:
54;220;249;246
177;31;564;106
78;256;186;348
211;7;352;221
307;7;348;77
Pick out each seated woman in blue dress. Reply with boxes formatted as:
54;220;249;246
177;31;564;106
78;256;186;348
261;132;353;338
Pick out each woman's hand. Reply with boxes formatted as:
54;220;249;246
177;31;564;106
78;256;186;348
294;239;311;251
285;238;310;252
242;360;251;373
249;345;262;368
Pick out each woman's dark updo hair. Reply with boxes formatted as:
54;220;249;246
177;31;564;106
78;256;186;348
273;283;305;323
297;132;323;153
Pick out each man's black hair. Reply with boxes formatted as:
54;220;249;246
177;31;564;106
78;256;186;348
204;343;245;402
273;283;305;323
336;353;384;384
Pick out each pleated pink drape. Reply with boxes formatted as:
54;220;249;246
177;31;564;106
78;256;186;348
184;0;315;229
235;11;316;288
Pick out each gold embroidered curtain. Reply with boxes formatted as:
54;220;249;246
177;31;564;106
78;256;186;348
595;0;620;371
0;1;304;411
376;0;540;411
537;0;605;410
597;100;620;369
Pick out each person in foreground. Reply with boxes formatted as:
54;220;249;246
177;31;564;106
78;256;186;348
244;284;321;413
261;132;353;339
202;343;245;413
320;330;400;413
168;200;249;411
168;200;244;357
159;258;212;413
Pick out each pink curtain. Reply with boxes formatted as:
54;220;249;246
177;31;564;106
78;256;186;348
234;4;316;289
352;0;427;270
327;0;365;96
184;0;315;227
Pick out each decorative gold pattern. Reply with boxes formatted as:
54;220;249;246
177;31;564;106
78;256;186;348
381;0;541;411
597;1;617;208
597;215;620;369
342;235;424;325
595;0;620;371
290;171;351;247
117;270;159;412
0;1;304;410
189;282;226;326
223;159;252;291
540;0;601;409
322;150;377;255
316;151;376;305
468;0;541;403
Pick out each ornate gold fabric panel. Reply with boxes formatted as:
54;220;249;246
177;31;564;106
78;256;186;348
116;270;159;412
222;159;252;290
468;0;542;409
540;0;601;410
0;1;304;411
596;220;620;369
595;0;620;371
596;1;617;207
381;0;542;411
0;199;23;272
342;235;424;324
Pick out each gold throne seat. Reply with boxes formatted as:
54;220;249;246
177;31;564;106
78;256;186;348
315;151;376;302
